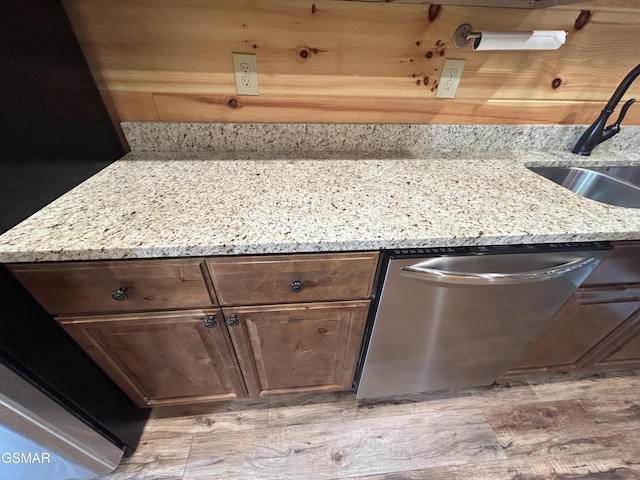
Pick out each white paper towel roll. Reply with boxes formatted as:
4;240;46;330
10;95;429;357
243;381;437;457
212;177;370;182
473;30;567;51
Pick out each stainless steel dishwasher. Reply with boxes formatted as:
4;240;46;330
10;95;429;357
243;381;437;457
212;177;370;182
356;243;609;399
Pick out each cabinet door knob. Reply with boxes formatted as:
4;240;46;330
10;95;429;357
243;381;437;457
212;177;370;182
225;313;239;327
110;287;128;301
203;314;217;328
289;280;304;293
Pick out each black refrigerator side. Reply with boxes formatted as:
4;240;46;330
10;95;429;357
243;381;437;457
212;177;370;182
0;0;148;459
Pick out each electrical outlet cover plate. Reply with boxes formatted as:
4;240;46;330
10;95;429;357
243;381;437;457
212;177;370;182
435;59;466;99
232;53;259;96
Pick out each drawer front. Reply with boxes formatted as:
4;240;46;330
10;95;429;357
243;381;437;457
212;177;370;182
583;241;640;286
9;259;215;315
206;252;379;306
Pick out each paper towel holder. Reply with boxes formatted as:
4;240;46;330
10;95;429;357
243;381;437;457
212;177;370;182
453;24;482;49
452;23;567;51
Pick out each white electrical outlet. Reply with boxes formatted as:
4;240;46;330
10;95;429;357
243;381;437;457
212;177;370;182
435;59;465;99
232;53;259;96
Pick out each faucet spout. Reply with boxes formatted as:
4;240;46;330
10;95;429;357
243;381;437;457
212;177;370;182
572;64;640;156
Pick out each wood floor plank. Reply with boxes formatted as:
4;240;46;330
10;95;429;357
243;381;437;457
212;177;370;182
351;454;640;480
150;397;269;419
183;409;505;480
527;373;640;403
98;435;193;479
267;390;358;409
96;373;640;480
268;384;539;428
467;382;541;408
99;461;187;480
268;389;472;428
141;398;269;439
483;397;640;460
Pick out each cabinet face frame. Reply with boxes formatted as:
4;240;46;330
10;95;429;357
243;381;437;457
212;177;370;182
57;309;247;407
223;301;370;397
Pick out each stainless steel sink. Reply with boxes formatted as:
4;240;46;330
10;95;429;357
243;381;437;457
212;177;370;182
589;166;640;188
528;166;640;208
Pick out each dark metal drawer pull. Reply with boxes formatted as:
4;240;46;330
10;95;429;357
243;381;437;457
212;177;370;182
289;280;304;293
110;287;128;301
225;313;239;327
203;314;217;328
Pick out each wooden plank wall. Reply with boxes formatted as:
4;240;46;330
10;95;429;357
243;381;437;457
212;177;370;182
62;0;640;125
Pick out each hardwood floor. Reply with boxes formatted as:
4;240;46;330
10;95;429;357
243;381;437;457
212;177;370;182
99;369;640;480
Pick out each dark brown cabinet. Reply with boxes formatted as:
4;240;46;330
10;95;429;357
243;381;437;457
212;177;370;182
506;241;640;377
207;252;378;397
8;252;378;407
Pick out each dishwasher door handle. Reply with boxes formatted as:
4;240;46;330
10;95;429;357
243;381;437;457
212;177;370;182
399;256;597;285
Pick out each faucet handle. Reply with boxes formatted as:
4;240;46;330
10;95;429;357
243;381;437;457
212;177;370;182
615;98;636;125
602;98;636;141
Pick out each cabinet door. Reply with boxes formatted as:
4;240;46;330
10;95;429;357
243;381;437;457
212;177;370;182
507;286;640;374
225;301;369;397
57;309;246;407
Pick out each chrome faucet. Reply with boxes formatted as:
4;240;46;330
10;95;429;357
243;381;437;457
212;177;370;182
572;64;639;156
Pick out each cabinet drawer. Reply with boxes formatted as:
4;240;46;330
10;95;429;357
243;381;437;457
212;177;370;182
9;259;215;315
206;252;379;306
582;241;640;286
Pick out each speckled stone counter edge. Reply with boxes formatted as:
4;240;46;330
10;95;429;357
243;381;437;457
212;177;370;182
2;123;640;263
122;122;640;156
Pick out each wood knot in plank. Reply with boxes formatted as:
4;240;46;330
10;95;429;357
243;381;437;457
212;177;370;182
575;10;591;30
428;5;441;21
332;451;346;463
197;416;216;427
299;46;321;59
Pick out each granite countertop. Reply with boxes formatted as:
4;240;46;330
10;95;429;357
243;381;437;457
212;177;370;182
1;123;640;263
